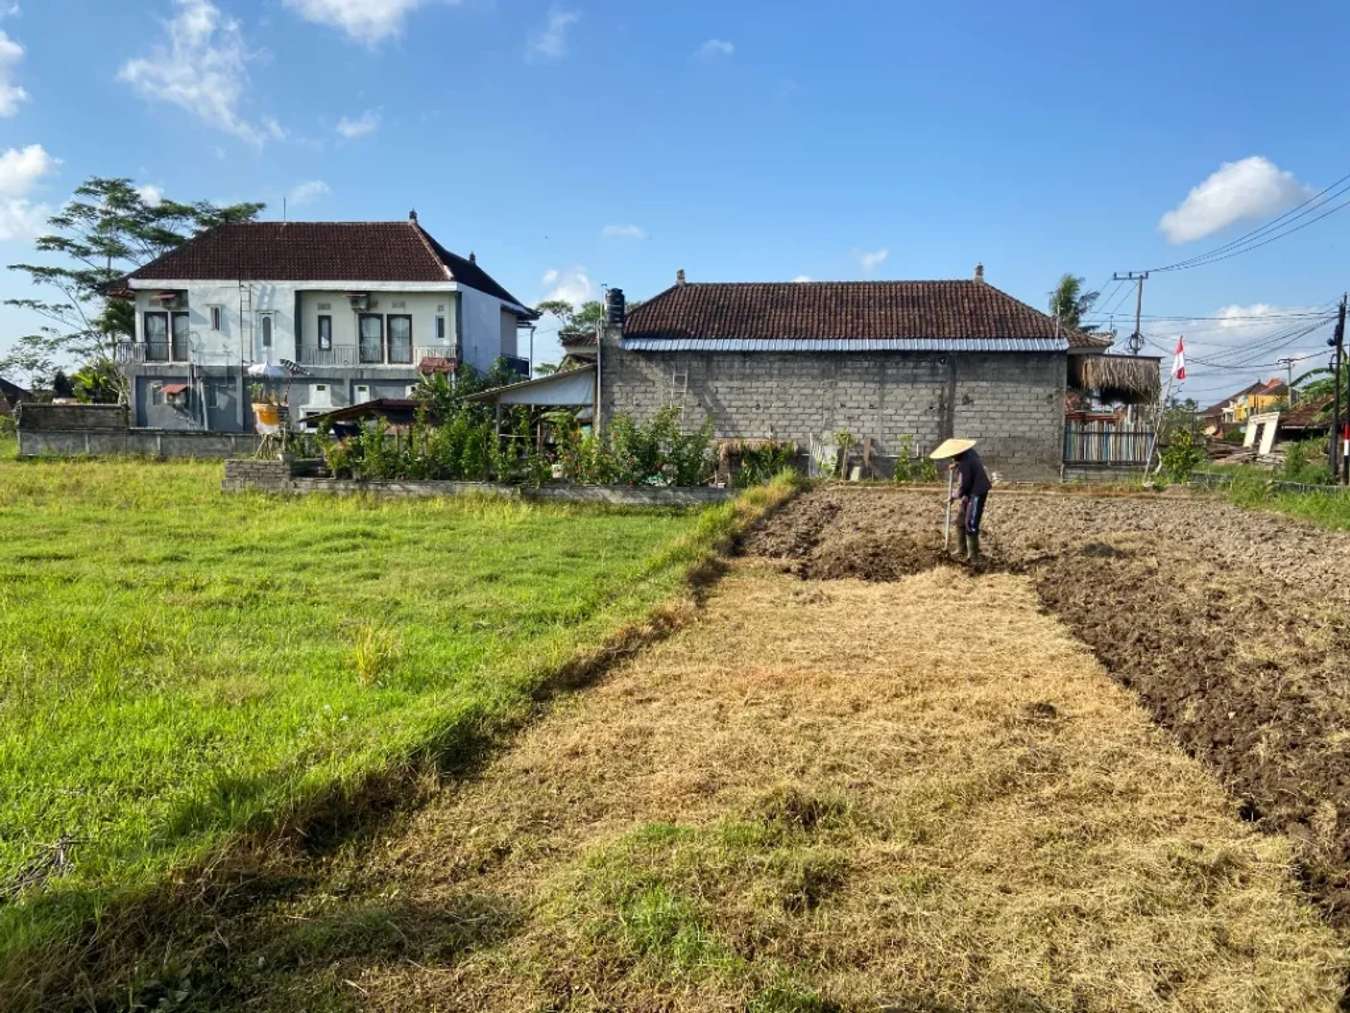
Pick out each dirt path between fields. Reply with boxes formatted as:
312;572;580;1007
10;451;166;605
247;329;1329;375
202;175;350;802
155;552;1341;1011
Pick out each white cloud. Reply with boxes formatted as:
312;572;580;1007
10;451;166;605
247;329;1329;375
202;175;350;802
136;184;164;206
336;109;379;139
283;0;438;43
0;142;55;240
601;223;646;240
540;265;594;307
696;38;734;59
287;179;330;207
0;142;53;196
0;30;27;116
1159;156;1313;244
855;247;889;274
791;274;812;283
527;7;579;62
118;0;279;147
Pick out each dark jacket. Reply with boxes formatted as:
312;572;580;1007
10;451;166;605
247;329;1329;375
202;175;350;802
955;449;991;499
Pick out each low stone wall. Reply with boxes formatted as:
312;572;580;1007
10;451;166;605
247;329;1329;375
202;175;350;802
17;403;129;431
19;425;259;459
221;459;733;505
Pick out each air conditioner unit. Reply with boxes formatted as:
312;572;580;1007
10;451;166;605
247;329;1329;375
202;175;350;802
154;290;185;309
347;292;370;311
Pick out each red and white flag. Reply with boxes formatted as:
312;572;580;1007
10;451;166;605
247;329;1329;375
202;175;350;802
1172;336;1187;381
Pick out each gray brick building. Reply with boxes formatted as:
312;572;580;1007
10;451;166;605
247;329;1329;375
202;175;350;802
593;268;1113;481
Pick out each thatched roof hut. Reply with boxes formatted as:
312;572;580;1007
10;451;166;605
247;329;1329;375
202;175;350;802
1069;353;1161;404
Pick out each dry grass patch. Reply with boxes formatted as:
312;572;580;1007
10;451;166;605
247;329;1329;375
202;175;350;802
190;564;1342;1012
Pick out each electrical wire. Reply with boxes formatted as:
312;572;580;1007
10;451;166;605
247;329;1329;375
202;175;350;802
1143;168;1350;273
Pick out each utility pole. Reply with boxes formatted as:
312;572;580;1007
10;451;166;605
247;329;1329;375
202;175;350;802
1276;357;1298;405
1113;271;1149;355
1329;295;1346;481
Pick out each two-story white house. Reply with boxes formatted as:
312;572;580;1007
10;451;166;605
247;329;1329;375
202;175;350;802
118;213;537;431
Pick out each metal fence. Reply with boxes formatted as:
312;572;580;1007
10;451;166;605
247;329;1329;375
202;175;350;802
1063;421;1154;467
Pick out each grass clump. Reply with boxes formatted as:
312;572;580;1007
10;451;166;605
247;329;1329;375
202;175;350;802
0;453;797;1006
1222;467;1350;529
532;807;850;1007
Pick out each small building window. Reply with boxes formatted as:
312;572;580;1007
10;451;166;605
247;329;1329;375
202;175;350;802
435;315;446;340
144;312;169;361
260;315;273;348
210;306;223;331
171;311;190;361
317;315;332;351
150;384;164;406
358;314;383;364
355;384;371;403
387;314;413;364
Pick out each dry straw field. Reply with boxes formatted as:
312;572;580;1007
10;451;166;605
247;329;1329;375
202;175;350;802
98;486;1350;1012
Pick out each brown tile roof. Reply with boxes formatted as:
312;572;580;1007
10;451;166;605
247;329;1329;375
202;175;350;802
559;328;598;347
1282;392;1334;429
127;220;533;312
622;280;1109;349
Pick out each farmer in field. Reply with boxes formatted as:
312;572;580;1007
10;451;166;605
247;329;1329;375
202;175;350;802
929;438;991;563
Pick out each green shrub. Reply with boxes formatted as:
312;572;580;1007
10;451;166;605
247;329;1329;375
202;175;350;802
891;435;937;483
1160;427;1205;482
734;441;799;488
1281;436;1332;485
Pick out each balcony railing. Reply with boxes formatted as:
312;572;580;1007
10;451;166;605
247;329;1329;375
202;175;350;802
115;341;175;364
298;345;357;367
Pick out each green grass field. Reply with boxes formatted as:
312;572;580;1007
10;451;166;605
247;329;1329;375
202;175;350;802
0;448;746;992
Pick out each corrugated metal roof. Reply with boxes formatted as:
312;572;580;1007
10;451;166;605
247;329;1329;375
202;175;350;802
619;337;1069;353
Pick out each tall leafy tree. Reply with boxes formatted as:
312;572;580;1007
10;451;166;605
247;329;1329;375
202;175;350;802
535;298;607;338
1048;273;1100;332
2;177;264;390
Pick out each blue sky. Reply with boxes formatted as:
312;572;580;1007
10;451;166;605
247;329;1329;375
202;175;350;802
2;0;1349;399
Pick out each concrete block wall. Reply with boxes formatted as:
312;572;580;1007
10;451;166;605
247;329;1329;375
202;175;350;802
599;338;1067;481
17;403;129;431
222;459;291;492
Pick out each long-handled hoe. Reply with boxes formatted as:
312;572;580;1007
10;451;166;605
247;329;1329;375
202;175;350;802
943;465;954;552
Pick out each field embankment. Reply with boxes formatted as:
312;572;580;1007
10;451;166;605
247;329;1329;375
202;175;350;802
124;549;1343;1010
0;454;790;1007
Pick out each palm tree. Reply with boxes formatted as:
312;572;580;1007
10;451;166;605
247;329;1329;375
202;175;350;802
1048;274;1100;332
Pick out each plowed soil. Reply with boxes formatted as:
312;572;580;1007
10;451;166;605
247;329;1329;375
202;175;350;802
744;486;1350;927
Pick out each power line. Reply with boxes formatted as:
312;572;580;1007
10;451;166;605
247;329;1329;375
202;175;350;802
1142;319;1332;369
1144;168;1350;273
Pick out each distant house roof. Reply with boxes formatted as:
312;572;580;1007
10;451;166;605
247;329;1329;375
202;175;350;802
0;375;28;404
1201;379;1270;418
1281;392;1335;431
620;280;1110;352
303;397;421;430
126;219;534;314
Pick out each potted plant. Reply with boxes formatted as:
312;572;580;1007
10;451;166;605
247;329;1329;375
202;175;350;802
250;382;281;429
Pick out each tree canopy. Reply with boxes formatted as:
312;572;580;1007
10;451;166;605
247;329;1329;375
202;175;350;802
2;177;264;390
1048;274;1100;333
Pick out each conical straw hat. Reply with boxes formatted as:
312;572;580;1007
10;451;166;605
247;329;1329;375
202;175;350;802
929;438;976;460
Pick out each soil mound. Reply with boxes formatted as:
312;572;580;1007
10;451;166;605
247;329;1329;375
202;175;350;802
793;531;946;581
